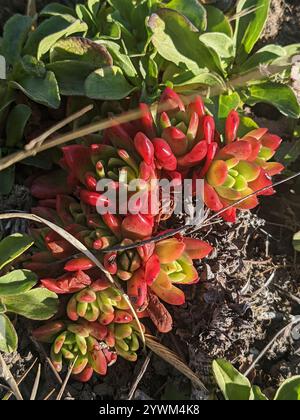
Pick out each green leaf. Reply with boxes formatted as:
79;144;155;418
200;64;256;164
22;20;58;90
274;376;300;400
165;0;207;31
47;60;94;96
2;14;33;65
205;5;233;37
212;359;252;400
250;385;268;400
130;1;157;49
148;9;222;75
87;0;101;16
238;116;259;137
282;44;300;58
0;166;15;195
40;3;77;18
199;33;234;60
85;66;136;100
293;232;300;252
0;270;38;297
0;86;15;119
0;313;18;353
234;0;270;64
3;288;59;321
10;74;60;110
48;38;114;96
76;4;96;29
97;40;137;78
6;104;32;148
24;15;88;60
101;21;122;41
246;83;300;119
50;37;112;67
238;44;286;74
109;0;135;26
219;92;241;119
11;56;60;109
0;234;34;271
169;69;225;91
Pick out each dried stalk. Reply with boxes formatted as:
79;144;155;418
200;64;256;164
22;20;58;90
56;357;78;401
25;104;94;151
128;354;152;400
145;335;208;393
2;357;38;400
26;0;37;17
0;353;23;400
30;364;41;400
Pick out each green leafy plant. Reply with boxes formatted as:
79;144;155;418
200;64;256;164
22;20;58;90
0;233;58;353
1;0;299;109
213;359;300;400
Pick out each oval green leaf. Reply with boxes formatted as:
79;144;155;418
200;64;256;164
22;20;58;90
85;66;136;100
0;234;34;271
3;288;59;321
205;5;233;37
6;104;32;148
2;14;33;65
212;359;252;400
250;385;268;400
0;313;18;353
11;67;60;110
246;83;300;119
148;9;223;75
24;15;88;60
274;376;300;401
0;270;38;297
50;37;112;67
40;3;77;18
0;166;15;196
165;0;207;31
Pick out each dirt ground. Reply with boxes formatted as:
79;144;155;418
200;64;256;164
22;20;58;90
0;0;300;401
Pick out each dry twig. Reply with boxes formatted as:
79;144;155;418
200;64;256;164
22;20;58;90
0;353;23;400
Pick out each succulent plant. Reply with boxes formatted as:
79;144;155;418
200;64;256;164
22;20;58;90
32;306;143;381
26;86;285;382
199;111;284;222
32;320;118;382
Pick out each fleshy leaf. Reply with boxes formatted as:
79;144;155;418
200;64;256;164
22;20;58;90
151;271;185;306
235;161;260;182
183;238;213;260
207;160;228;187
155;238;186;264
204;182;223;211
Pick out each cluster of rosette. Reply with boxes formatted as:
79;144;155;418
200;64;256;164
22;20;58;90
201;113;284;222
29;87;283;381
